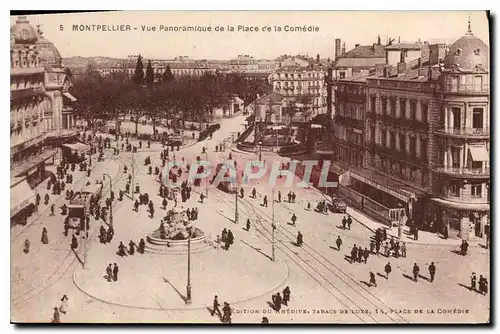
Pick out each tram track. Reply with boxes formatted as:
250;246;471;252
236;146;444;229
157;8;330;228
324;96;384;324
209;188;408;324
11;153;133;308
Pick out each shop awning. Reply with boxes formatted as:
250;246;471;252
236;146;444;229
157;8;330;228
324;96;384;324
469;146;489;161
10;180;36;217
62;142;90;153
350;168;428;203
63;92;77;102
431;197;490;211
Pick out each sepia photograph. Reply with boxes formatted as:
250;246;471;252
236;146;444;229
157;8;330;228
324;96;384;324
9;10;490;324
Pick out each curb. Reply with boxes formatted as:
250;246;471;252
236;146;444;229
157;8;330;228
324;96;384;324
345;206;485;249
72;259;290;312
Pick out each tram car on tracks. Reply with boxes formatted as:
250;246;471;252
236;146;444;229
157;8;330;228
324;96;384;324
212;160;238;194
65;182;103;230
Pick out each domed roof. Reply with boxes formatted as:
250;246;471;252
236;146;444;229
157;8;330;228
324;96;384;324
35;26;63;67
444;20;489;71
10;16;38;44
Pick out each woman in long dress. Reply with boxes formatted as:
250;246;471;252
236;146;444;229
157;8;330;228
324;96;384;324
59;295;68;314
41;228;49;244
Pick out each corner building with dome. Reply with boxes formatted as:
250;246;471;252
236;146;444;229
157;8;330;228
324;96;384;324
334;21;490;242
10;15;77;223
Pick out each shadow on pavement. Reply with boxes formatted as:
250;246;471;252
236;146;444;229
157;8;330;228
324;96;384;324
376;272;386;279
240;240;273;261
402;273;416;282
360;281;371;287
163;278;187;303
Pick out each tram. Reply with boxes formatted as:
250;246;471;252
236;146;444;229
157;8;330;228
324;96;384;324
66;182;103;230
212;160;238;194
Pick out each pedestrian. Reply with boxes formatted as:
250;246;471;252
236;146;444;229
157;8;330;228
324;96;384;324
50;204;55;216
384;262;392;279
401;242;407;257
369;271;377;287
291;213;297;226
246;218;251;231
470;273;477;291
129;240;136;255
263;195;268;207
460;240;469;256
350;245;357;264
282;286;290;306
52;307;61;323
278;191;281;203
240;188;244;198
261;317;269;324
413;263;420;282
481;277;488;295
252;187;256;199
41;227;49;244
118;242;127;256
347;216;352;230
106;263;113;282
375;240;381;254
211;295;222;317
428;262;436;282
336;236;342;251
227;230;234;248
222;302;232;323
274;292;282;311
138;238;145;254
363;247;370;264
296;231;303;246
384;241;389;256
369;240;375;253
59;295;68;314
113;263;119;281
307;202;311;210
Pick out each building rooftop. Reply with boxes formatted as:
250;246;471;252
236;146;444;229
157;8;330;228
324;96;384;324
339;44;386;59
385;42;423;50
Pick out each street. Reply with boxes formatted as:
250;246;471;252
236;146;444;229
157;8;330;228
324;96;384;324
11;115;490;324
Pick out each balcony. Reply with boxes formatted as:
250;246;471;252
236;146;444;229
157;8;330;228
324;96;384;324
335;138;364;151
376;145;428;165
335;115;364;129
434;127;490;139
375;114;429;131
442;84;489;95
10;86;45;100
336;91;365;103
434;166;490;179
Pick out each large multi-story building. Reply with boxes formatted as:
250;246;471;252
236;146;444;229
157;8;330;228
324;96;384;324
335;21;489;242
10;15;76;222
270;61;327;117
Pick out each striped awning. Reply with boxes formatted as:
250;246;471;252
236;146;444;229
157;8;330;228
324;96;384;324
10;180;35;217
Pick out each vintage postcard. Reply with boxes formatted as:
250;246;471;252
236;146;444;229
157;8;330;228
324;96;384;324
10;11;490;324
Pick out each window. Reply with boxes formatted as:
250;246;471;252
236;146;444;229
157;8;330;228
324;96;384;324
381;97;387;115
410;100;417;120
381;130;387;147
409;137;416;157
390;98;396;117
450;183;459;197
452;107;461;128
399;133;406;152
474;75;483;90
472;108;483;129
451;147;460;168
370;96;376;113
421;138;428;160
400;98;406;119
471;160;482;170
421;102;428;123
390;132;396;149
471;184;482;198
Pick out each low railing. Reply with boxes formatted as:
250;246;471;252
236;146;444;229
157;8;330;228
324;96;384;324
435;166;490;176
434;127;490;137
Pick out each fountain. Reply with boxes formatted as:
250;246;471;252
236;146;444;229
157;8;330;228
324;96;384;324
145;206;208;254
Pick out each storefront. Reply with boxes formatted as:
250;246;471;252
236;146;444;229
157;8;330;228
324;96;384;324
10;178;37;225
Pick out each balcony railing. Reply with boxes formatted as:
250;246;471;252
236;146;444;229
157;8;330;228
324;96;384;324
335;138;364;150
376;144;428;164
434;127;490;138
434;166;490;177
10;86;45;100
442;84;489;95
335;115;364;128
375;114;429;130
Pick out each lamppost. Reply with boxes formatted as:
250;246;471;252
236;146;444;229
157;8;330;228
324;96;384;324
258;141;263;162
131;152;136;200
235;182;239;224
186;225;192;304
103;173;113;227
272;188;276;262
204;151;209;199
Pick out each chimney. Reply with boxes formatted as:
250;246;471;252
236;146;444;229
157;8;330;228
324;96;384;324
335;38;341;59
355;44;360;48
375;63;385;76
372;43;376;51
342;42;346;55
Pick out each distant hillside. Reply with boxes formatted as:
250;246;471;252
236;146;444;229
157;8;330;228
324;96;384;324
63;56;122;68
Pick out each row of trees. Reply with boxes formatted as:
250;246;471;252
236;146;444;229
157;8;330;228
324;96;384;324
72;55;271;138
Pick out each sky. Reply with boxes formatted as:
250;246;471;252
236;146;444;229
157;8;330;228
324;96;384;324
10;11;490;60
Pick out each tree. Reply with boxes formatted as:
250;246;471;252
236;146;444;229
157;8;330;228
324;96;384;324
316;54;320;63
145;60;154;87
132;55;144;85
162;65;174;82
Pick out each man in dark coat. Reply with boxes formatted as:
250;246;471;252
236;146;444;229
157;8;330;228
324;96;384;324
413;263;420;282
211;295;221;317
336;236;342;251
347;216;352;230
428;262;436;282
113;263;119;281
274;292;282;311
282;286;291;306
384;262;392;279
350;245;357;264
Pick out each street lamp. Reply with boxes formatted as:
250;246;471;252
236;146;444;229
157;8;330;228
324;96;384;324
103;173;113;227
131;152;136;200
204;151;209;199
186;225;192;304
258;141;263;162
272;188;276;262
